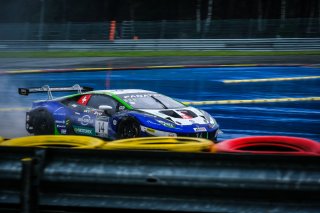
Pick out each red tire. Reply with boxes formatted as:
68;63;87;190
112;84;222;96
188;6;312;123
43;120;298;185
216;136;320;156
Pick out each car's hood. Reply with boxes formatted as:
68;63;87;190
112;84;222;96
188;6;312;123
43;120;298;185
138;107;208;125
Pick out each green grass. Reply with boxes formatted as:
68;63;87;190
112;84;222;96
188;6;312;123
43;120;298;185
0;51;320;58
0;50;320;58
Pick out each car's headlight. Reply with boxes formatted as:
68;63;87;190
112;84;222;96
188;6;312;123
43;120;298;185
201;110;217;126
156;120;176;128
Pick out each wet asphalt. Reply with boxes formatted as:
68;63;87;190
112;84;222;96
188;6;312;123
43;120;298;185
0;55;319;139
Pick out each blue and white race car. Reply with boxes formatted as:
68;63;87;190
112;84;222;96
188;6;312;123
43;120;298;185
19;85;221;141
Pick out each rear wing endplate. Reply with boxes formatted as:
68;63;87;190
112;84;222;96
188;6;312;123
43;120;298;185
18;84;93;100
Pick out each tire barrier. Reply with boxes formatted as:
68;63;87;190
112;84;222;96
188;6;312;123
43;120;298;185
0;135;105;149
102;136;215;152
0;146;319;212
215;136;320;156
0;38;319;51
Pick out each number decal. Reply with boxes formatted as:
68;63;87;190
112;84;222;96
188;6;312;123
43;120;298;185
99;122;105;132
95;121;108;136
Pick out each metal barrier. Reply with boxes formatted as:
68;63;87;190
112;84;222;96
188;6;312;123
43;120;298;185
0;38;320;51
0;19;319;40
0;146;319;212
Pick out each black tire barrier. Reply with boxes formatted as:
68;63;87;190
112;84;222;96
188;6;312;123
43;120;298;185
0;146;319;212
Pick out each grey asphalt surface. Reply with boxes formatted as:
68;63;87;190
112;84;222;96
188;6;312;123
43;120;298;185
0;55;320;70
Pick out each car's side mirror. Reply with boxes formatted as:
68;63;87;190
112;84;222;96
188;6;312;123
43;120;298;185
99;105;113;115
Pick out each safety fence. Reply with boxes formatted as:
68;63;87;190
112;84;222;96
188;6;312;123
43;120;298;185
1;38;320;51
0;145;319;212
0;19;319;40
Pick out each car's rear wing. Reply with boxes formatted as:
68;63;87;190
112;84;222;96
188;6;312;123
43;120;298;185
18;84;93;100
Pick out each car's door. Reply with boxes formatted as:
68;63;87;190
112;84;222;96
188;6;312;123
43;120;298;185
66;94;99;137
85;94;122;138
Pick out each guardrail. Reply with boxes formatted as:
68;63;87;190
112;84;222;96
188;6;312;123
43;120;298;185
0;146;319;212
0;38;320;51
1;19;319;40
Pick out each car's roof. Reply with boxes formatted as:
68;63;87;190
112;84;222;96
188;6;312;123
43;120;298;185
89;89;157;95
52;89;159;101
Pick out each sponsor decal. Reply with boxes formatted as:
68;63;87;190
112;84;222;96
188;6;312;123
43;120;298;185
123;94;161;99
55;120;65;124
193;127;207;132
113;120;117;125
147;120;159;125
141;126;177;137
61;129;67;134
94;111;103;116
56;125;66;128
77;94;91;105
119;106;125;111
74;126;95;136
157;120;175;128
84;109;103;116
78;115;93;126
146;128;155;133
53;113;66;116
95;120;108;136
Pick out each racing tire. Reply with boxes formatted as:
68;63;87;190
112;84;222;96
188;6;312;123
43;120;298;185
32;109;55;135
117;117;141;139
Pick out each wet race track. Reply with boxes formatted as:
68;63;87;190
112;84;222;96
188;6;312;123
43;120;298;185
0;65;319;141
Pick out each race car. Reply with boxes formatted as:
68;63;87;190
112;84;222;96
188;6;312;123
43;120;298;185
19;84;221;141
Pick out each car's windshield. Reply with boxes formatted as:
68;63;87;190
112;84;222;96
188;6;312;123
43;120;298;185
118;93;185;109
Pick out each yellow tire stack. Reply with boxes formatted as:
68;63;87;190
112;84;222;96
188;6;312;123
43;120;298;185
0;135;216;153
0;135;105;149
102;137;215;153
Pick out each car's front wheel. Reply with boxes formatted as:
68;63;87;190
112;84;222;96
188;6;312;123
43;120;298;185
117;118;141;139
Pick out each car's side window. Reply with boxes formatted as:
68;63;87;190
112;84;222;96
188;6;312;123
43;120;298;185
87;95;122;114
61;94;84;107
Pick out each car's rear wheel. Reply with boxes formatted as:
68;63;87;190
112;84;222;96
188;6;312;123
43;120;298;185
117;118;141;139
33;109;55;135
